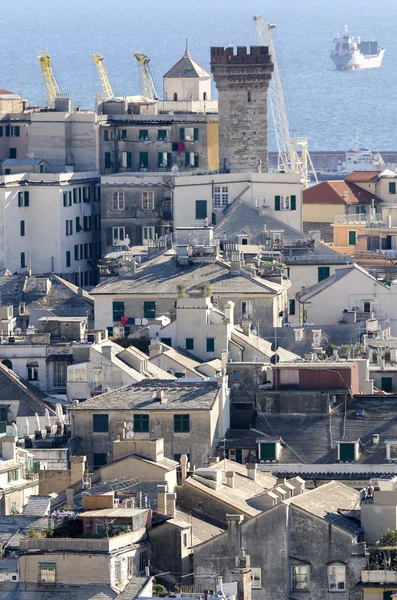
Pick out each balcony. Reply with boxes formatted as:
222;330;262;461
362;570;397;584
20;528;146;553
334;214;383;225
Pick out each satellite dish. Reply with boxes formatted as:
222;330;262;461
126;430;134;439
270;354;280;365
126;421;134;430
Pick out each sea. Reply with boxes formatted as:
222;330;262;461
0;0;396;151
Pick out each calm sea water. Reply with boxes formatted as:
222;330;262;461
0;0;396;151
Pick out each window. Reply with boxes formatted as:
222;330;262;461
20;220;25;236
113;192;125;210
9;148;16;159
251;568;261;589
18;191;29;207
260;442;276;460
174;414;190;433
318;266;330;282
120;151;132;168
186;338;194;351
363;301;372;313
247;90;252;103
242;300;253;319
93;414;109;433
275;195;296;211
76;217;83;232
83;243;91;259
63;191;72;207
206;338;215;352
2;359;12;369
328;565;345;591
185;152;199;167
142;226;155;242
339;442;355;461
7;471;12;483
289;299;296;316
104;129;109;141
7;125;20;137
119;129;127;140
143;301;156;319
27;359;38;381
20;252;26;269
112;226;125;245
66;220;73;236
195;200;207;220
181;127;198;141
14;468;20;480
174;93;178;101
214;186;229;207
74;244;83;260
66;251;71;268
139;129;149;141
83;217;91;232
158;152;172;168
39;563;56;584
291;565;309;590
233;371;241;381
139;152;149;168
157;130;167;141
134;414;149;432
348;230;357;246
113;301;125;321
389;182;396;194
105;152;112;168
53;358;71;390
142;191;155;210
382;377;393;392
160;338;172;346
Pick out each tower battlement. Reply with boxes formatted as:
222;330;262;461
210;46;272;65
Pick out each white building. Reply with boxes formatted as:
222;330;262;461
163;48;212;103
0;171;100;286
173;172;303;232
298;263;397;334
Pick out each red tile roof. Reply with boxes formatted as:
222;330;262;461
0;89;14;95
303;180;379;205
345;171;381;183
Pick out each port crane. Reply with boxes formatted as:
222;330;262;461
254;16;317;187
92;54;115;101
133;53;158;100
37;54;61;109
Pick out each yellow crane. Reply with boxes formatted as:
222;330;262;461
37;54;61;109
133;53;158;100
92;54;115;101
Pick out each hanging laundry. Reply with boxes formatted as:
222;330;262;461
178;142;185;153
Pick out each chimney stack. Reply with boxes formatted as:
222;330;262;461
167;493;177;518
180;453;189;483
246;463;257;482
225;471;235;489
226;514;244;567
232;551;252;600
156;388;166;403
102;345;112;361
241;320;251;337
156;484;168;514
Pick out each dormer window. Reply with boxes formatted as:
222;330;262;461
258;438;282;462
337;439;360;462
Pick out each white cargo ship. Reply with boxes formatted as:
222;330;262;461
331;26;385;70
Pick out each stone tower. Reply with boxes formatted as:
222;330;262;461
210;46;273;172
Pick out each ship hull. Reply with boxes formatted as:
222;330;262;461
331;48;385;70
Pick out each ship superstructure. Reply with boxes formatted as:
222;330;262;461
331;26;385;70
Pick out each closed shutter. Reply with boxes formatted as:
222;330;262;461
24;192;29;206
339;443;355;461
195;200;207;219
318;266;330;282
260;443;276;460
112;301;125;321
348;231;356;245
185;153;190;167
5;126;10;137
15;126;20;137
290;195;296;210
143;301;156;319
106;228;113;247
194;127;199;141
381;377;393;392
127;152;132;168
167;152;172;168
194;154;199;167
0;126;3;137
160;338;172;346
180;128;185;141
157;152;163;167
289;299;295;315
275;195;281;211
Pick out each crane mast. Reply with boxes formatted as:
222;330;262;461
254;16;317;187
92;54;115;101
37;54;60;109
133;53;158;100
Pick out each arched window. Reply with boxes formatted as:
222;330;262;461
173;93;178;101
203;92;207;101
27;359;38;381
2;359;12;370
247;91;252;103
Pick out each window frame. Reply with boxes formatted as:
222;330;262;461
389;181;396;195
39;563;56;584
291;565;309;590
174;414;190;433
142;191;155;210
214;186;229;207
328;564;346;592
134;414;150;433
348;230;357;246
143;301;156;320
142;226;155;242
93;413;109;433
112;192;125;210
206;338;215;352
112;226;125;246
195;200;207;220
186;338;194;351
251;568;261;589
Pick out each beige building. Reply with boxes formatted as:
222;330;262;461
0;435;39;516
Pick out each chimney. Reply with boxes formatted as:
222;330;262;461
167;492;177;518
102;345;112;361
156;388;166;403
226;514;244;566
232;551;252;600
70;455;87;485
180;453;189;482
373;433;380;445
241;320;251;337
209;457;220;465
149;339;161;358
230;251;242;273
225;471;235;489
66;487;75;509
1;437;17;461
156;484;168;514
223;301;235;327
246;463;257;482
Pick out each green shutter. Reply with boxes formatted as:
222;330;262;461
0;126;3;137
0;421;6;434
158;152;162;167
260;443;276;460
289;299;295;315
194;153;199;168
195;200;207;219
15;126;20;137
348;231;356;245
180;128;185;141
112;301;125;321
24;191;29;206
5;126;10;137
107;327;114;337
318;266;330;282
339;443;355;461
275;195;281;211
194;127;199;141
185;153;190;167
143;301;156;319
290;195;296;210
127;152;132;168
381;377;393;392
167;153;172;168
206;338;215;352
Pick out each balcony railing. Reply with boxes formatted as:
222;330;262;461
362;570;397;583
334;214;383;225
20;528;146;553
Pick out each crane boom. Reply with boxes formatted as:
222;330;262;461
37;54;60;109
133;53;158;100
93;54;115;100
254;16;317;186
